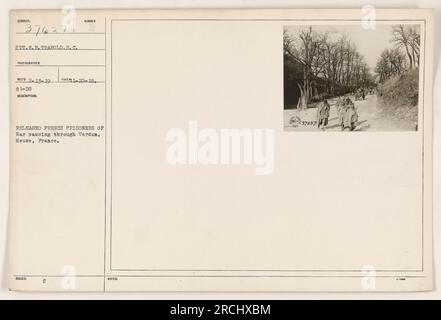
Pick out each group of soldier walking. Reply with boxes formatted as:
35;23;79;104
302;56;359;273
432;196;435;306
316;96;359;131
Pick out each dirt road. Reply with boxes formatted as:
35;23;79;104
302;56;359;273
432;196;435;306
284;94;417;131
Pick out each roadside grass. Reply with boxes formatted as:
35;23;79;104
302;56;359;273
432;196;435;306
377;69;419;122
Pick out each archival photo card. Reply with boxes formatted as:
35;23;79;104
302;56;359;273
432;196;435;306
8;9;434;292
284;24;422;132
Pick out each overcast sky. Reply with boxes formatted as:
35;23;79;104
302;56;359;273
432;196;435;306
284;24;421;72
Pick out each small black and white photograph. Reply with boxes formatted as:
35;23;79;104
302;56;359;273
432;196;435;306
283;24;421;131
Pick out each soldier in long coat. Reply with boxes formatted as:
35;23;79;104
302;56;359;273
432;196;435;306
340;98;358;131
316;99;330;129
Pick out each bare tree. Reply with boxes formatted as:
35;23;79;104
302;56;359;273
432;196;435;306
391;25;420;69
284;27;373;109
375;25;420;83
375;48;407;83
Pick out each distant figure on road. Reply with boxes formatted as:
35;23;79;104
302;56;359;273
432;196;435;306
355;88;365;101
316;99;330;130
